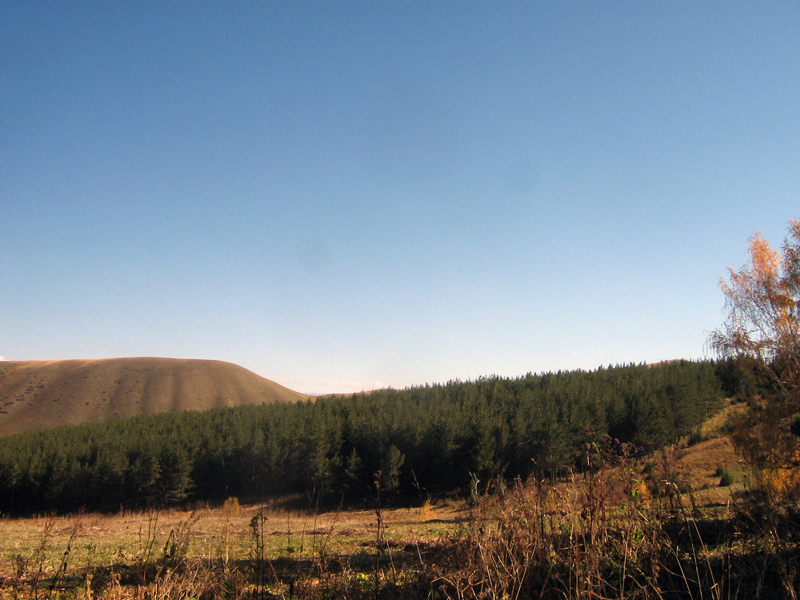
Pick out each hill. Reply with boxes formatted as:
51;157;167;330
0;357;310;436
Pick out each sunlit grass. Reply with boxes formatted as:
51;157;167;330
0;499;464;596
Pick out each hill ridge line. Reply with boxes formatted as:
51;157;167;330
0;357;310;436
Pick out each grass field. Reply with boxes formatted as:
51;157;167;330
0;469;767;599
0;497;467;599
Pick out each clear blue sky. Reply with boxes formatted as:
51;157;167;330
2;2;798;394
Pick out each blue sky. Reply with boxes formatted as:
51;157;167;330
2;2;799;394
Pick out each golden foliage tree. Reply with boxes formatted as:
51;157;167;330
710;219;800;499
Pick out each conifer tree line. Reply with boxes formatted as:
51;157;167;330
0;360;743;515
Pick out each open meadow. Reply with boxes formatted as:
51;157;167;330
0;497;464;599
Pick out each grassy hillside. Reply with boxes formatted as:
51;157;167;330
0;357;310;436
0;360;727;515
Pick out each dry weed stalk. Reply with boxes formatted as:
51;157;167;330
432;462;734;600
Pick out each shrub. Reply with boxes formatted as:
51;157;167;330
417;498;435;522
223;496;241;515
687;426;706;447
718;467;735;487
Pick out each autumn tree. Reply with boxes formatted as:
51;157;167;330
710;219;800;499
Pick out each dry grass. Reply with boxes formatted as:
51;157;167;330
0;358;310;436
0;498;464;599
2;471;797;599
632;399;750;506
0;503;458;566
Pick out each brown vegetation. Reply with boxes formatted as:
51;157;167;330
0;358;310;436
1;447;797;599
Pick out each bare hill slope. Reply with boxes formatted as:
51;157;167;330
0;358;310;436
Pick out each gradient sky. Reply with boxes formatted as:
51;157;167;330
2;2;799;394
